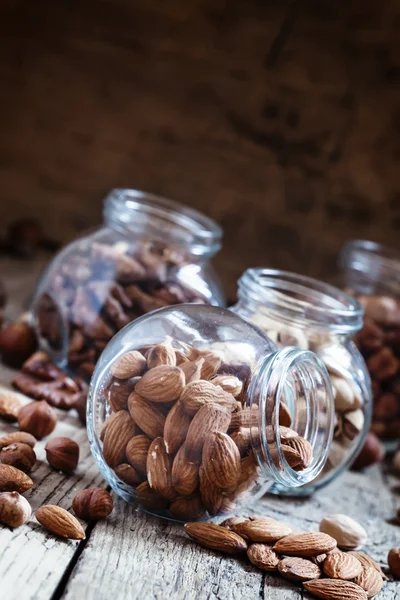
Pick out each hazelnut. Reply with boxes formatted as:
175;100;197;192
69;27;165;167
45;437;79;473
18;401;57;439
0;443;36;473
0;321;37;368
351;432;385;470
388;548;400;579
72;488;113;520
0;491;32;528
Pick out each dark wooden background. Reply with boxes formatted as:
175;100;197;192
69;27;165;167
1;0;399;298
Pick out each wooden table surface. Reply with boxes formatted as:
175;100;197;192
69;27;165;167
0;257;399;600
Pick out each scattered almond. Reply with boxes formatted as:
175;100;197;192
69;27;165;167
0;464;33;493
303;578;368;600
233;518;292;543
273;532;337;557
319;514;367;550
247;544;280;571
0;390;22;422
353;565;384;598
36;505;85;540
323;551;363;580
184;522;247;554
278;557;321;582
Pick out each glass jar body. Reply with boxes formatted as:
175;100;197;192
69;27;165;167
31;190;225;378
340;240;400;440
87;305;334;521
231;268;372;494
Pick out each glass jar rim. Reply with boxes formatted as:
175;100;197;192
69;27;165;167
104;188;222;256
238;268;363;334
340;239;400;278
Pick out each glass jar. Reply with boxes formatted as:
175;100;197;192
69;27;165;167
340;240;400;440
231;268;372;494
31;189;224;378
87;304;334;521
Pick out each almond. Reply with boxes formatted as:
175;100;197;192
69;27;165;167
146;437;175;500
146;339;176;369
233;518;292;543
231;454;258;498
273;532;337;557
114;463;142;486
102;410;137;468
202;432;240;489
210;374;243;398
128;393;166;439
0;432;36;450
270;444;303;470
0;464;33;493
281;435;313;469
229;405;258;431
220;516;248;529
110;350;146;379
247;544;280;571
278;402;292;427
36;505;86;540
125;434;151;475
323;551;363;579
278;557;321;582
353;566;384;598
172;443;199;497
135;365;185;402
164;401;191;455
135;481;169;511
180;380;236;416
279;426;299;440
319;514;368;550
184;522;247;554
179;358;204;384
199;465;222;516
199;351;221;380
230;429;251;456
0;390;22;422
303;579;368;600
348;552;384;576
169;495;205;521
107;378;135;412
185;403;231;462
100;412;120;442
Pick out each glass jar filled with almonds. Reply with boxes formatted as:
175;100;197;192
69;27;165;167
88;304;335;521
31;189;224;379
340;240;400;440
231;268;372;494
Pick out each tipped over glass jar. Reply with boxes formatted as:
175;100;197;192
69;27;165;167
31;190;224;379
340;240;400;440
231;268;372;494
87;304;334;521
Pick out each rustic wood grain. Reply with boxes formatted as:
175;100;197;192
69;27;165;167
1;262;399;599
1;0;400;298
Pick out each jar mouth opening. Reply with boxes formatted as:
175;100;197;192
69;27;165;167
340;239;400;280
104;189;222;256
239;268;363;334
250;347;335;488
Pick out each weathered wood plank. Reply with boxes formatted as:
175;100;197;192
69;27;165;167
61;465;400;600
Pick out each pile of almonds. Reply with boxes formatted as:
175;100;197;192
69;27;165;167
354;294;400;439
101;338;313;520
185;512;398;599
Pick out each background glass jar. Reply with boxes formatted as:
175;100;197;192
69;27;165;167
31;189;224;378
231;268;371;494
340;240;400;441
87;304;334;521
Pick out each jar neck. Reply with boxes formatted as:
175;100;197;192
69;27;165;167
248;346;334;487
340;239;400;296
103;189;222;259
235;268;363;336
